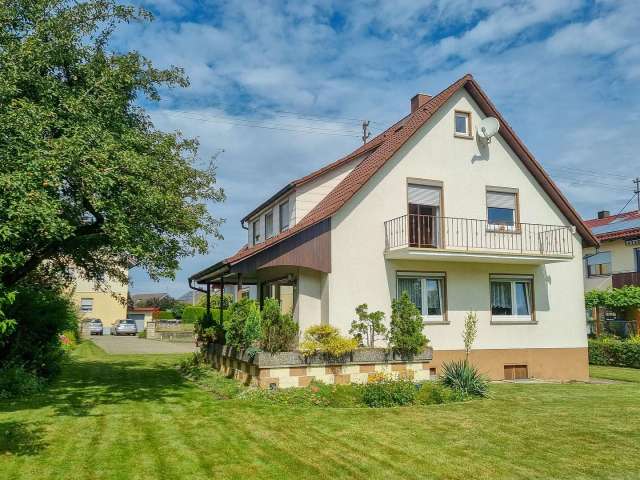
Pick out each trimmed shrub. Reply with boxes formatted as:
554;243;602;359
440;360;489;398
156;310;174;320
260;298;299;353
389;292;428;357
299;325;358;357
224;298;261;349
362;377;417;407
182;306;206;323
415;382;463;405
589;337;640;368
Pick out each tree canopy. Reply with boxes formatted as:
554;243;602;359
0;0;224;292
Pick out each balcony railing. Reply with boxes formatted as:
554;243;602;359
612;272;640;288
384;214;574;257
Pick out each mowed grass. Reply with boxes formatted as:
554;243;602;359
1;343;640;480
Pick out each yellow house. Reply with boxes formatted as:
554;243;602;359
71;270;129;329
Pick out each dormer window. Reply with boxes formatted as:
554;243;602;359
279;200;290;232
253;219;261;244
454;111;471;137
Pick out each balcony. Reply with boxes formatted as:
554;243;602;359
612;272;640;288
383;215;575;264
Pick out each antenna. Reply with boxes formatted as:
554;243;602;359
362;120;371;144
634;177;640;211
476;117;500;144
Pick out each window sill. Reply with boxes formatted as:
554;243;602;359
423;320;450;325
486;226;520;234
491;319;537;325
454;133;474;140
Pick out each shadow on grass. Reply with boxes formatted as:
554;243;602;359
0;354;192;417
0;421;47;456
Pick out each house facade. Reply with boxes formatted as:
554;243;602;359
71;271;128;330
190;74;597;381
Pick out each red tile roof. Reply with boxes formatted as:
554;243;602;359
585;210;640;241
223;73;598;267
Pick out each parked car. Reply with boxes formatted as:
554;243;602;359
113;319;138;336
87;318;103;335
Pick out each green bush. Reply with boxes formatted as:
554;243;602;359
299;324;358;357
589;337;640;368
389;292;428;357
224;298;261;349
182;306;206;323
440;360;489;398
362;377;417;407
415;382;463;405
156;310;174;320
0;284;78;379
0;364;45;399
260;298;299;353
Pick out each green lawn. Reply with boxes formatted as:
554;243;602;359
2;343;640;480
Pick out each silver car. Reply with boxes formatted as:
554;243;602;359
88;318;103;335
113;319;138;336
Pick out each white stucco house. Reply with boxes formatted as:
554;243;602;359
190;74;598;381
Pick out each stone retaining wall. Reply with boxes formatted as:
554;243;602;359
205;343;435;388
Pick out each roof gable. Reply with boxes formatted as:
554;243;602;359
227;74;598;266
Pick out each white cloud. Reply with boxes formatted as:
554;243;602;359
116;0;640;296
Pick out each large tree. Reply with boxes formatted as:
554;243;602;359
0;0;224;291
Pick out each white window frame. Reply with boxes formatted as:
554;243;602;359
264;211;274;239
253;219;261;245
490;274;534;323
80;298;94;313
454;111;471;137
396;272;446;323
279;200;290;232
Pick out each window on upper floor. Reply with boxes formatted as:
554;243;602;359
586;251;612;277
80;298;94;312
396;272;446;323
264;211;274;239
253;219;261;245
279;200;290;232
486;189;518;230
454;111;471;137
490;275;533;321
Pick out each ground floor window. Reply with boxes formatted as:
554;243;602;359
490;275;533;321
396;272;446;322
80;298;94;312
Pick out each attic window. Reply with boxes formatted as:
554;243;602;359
454;111;471;137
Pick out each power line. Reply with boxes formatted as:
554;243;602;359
613;192;639;217
164;111;363;138
548;165;628;181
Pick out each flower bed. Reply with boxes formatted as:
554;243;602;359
204;343;434;388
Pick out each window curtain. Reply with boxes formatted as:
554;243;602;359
398;277;422;312
491;281;512;310
425;279;442;315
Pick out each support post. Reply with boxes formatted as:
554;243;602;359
237;273;243;301
219;277;224;325
206;283;211;318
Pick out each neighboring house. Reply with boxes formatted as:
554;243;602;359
131;292;169;306
126;307;159;331
583;209;640;334
583;209;640;291
72;271;128;329
189;74;598;381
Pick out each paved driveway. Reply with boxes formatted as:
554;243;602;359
91;335;198;354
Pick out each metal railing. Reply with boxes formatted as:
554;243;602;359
384;214;574;257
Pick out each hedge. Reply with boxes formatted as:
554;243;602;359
588;337;640;369
181;306;229;324
155;311;175;320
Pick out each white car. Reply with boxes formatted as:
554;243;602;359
113;319;138;336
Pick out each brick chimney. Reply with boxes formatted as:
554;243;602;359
597;210;610;219
411;93;432;113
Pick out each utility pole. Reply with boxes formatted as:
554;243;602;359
634;177;640;211
362;120;371;144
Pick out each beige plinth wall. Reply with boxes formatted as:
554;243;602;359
431;347;589;381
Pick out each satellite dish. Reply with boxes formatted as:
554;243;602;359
477;117;499;143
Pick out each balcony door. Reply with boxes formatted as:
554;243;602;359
407;184;441;248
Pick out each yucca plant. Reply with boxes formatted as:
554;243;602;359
439;360;489;398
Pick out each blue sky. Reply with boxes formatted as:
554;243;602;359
115;0;640;297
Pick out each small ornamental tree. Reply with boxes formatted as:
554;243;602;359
462;311;478;361
350;304;387;348
224;298;261;349
259;298;299;353
389;292;428;357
